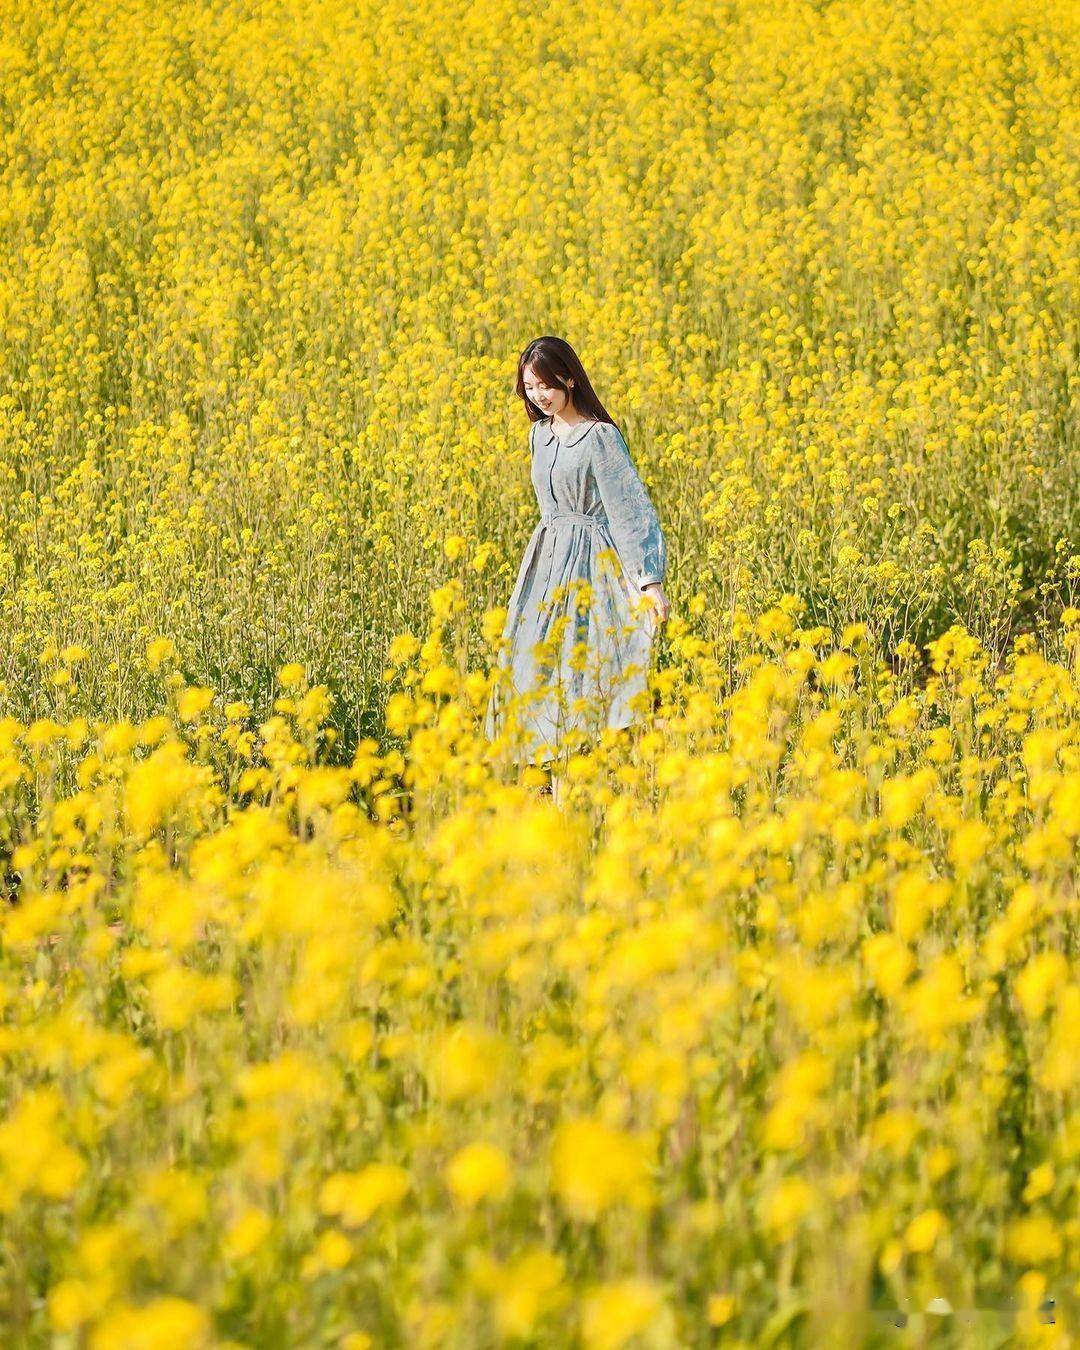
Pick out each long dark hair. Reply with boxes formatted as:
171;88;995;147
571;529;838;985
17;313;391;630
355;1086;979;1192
516;336;618;432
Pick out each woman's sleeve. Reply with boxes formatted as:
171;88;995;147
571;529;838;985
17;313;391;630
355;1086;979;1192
590;421;667;591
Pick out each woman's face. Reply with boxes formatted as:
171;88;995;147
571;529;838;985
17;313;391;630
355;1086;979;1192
523;366;572;416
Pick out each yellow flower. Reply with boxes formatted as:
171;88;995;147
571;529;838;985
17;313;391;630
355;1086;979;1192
278;662;307;689
387;632;421;666
1022;1164;1054;1204
471;542;496;572
707;1293;736;1326
774;957;856;1031
550;1118;654;1220
0;1087;84;1207
2;890;64;949
891;868;948;942
880;769;937;829
144;965;235;1031
124;739;209;834
223;1206;272;1262
301;1229;354;1278
319;1164;412;1228
175;685;216;724
841;621;868;648
870;1108;921;1158
761;1051;833;1152
926;1147;957;1181
426;1022;502;1102
445;1142;511;1207
295;766;353;818
949;819;993;874
1005;1215;1062;1266
141;1167;208;1238
428;580;463;622
580;1278;661;1350
88;1297;211;1349
925;727;954;764
334;1021;375;1062
1014;951;1067;1019
145;637;177;670
818;652;856;687
904;1209;947;1254
898;954;984;1045
477;1248;566;1339
49;1277;111;1332
759;1176;815;1242
878;1240;903;1276
756;606;794;642
481;606;509;646
420;662;458;696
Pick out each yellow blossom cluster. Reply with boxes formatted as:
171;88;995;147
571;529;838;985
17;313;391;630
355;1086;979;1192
0;619;1076;1343
0;0;1076;730
0;0;1077;1342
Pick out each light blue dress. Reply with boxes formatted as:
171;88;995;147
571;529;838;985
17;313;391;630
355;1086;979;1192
483;416;667;765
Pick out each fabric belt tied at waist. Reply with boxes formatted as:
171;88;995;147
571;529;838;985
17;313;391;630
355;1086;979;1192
539;510;607;528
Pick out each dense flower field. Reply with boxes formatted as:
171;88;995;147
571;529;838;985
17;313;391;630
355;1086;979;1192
0;0;1077;1343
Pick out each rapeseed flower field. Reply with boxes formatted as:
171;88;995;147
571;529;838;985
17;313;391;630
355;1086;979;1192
0;0;1077;1343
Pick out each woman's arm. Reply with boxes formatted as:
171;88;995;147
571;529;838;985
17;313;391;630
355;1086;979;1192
590;421;667;591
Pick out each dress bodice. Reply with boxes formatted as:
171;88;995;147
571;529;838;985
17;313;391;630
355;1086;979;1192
530;417;602;517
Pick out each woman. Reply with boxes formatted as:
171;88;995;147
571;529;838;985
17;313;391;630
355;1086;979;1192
483;336;670;801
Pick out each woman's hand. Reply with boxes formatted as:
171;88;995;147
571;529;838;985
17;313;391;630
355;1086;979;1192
642;581;670;624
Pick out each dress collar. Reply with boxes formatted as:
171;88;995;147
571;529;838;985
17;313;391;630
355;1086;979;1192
536;417;599;449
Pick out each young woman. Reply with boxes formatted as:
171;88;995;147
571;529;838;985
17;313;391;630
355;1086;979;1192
483;336;670;802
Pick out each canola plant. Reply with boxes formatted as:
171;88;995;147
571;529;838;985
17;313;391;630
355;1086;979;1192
0;0;1077;1343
